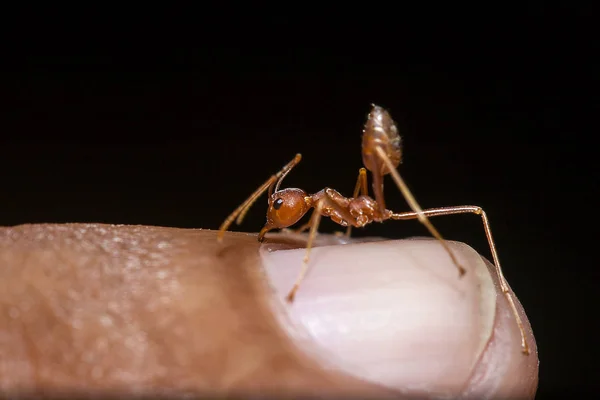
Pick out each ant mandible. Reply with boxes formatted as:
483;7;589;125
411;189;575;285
217;104;530;355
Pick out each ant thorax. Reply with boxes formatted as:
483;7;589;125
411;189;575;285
347;195;392;226
311;189;391;228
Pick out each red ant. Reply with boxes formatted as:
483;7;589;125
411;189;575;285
217;104;530;355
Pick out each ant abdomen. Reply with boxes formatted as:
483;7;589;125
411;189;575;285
362;104;402;176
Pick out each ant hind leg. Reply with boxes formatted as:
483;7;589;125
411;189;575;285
373;146;466;276
391;205;530;355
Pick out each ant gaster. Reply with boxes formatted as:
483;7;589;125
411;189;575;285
218;104;530;355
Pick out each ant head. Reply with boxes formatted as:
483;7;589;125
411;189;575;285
258;188;310;241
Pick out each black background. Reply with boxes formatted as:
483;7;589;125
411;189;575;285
2;6;597;399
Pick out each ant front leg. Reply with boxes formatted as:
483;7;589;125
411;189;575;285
292;222;312;234
391;205;530;355
286;201;324;302
286;190;356;302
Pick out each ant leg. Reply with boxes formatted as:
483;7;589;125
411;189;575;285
345;168;369;237
286;190;357;302
218;154;302;241
391;206;530;355
286;200;324;302
373;146;466;276
293;222;312;234
352;168;370;197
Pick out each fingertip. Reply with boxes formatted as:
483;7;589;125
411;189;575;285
463;256;539;399
261;237;499;397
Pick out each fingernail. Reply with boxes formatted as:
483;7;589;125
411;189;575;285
260;238;497;397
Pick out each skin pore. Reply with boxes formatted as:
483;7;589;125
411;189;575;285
0;224;538;399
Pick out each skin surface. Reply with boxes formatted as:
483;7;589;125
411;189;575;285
0;224;539;399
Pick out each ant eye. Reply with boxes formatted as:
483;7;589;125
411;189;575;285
273;198;284;210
